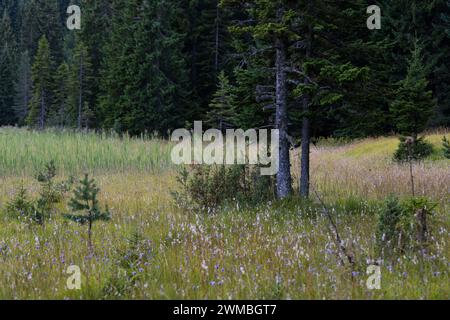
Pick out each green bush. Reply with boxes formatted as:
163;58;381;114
376;196;437;257
442;136;450;159
393;136;433;162
5;162;73;224
5;185;39;223
172;164;275;213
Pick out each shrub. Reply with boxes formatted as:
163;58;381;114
34;161;72;222
442;136;450;159
172;164;275;213
102;231;152;298
5;162;73;225
5;185;39;223
376;196;437;257
393;136;433;162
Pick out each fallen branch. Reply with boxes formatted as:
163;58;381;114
311;185;355;267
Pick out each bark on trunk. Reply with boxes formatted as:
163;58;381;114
39;89;45;130
300;102;310;198
300;26;312;198
78;54;84;130
275;37;292;199
214;2;220;73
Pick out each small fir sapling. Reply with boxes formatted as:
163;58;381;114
64;174;111;251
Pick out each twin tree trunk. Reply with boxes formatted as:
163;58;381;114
275;37;292;199
275;33;311;198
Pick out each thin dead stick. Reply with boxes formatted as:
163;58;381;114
311;184;355;267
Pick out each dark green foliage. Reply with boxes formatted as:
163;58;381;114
99;0;189;135
394;136;434;162
0;0;449;137
442;136;450;159
13;50;32;124
376;196;403;254
377;196;437;257
5;161;72;225
173;164;275;213
390;43;436;139
206;71;237;128
27;36;54;129
102;231;152;298
5;185;38;223
64;174;110;248
34;160;72;223
0;11;17;125
50;62;72;126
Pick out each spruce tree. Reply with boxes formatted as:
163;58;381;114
50;62;72;126
71;41;93;129
206;71;237;129
13;50;32;124
390;42;436;139
222;0;300;198
380;0;450;128
0;10;16;125
100;0;189;135
78;0;112;128
27;36;54;129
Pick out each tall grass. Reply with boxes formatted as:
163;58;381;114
0;129;448;299
0;127;173;176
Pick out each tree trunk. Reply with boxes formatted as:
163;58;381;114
300;25;312;198
275;37;292;199
300;102;310;198
78;54;84;130
39;89;45;130
214;1;220;73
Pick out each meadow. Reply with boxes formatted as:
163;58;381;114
0;127;448;299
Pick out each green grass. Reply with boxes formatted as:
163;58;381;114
0;128;448;299
341;133;449;160
0;127;173;176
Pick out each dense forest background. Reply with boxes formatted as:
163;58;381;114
0;0;449;138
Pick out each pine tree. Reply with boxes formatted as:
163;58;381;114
35;0;64;63
78;0;112;128
288;0;372;197
100;0;189;135
0;10;16;125
19;0;40;55
71;41;93;129
390;42;436;139
64;174;111;251
182;0;234;120
380;0;450;128
223;0;301;198
206;71;237;129
27;36;54;129
50;62;72;126
14;50;32;124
